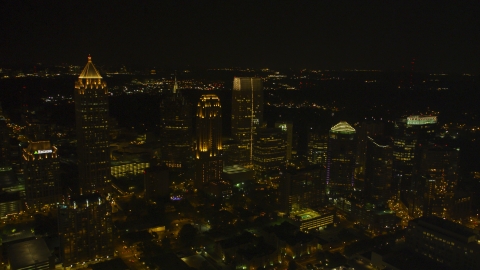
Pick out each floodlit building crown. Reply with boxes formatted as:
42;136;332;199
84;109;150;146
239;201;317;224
78;55;102;79
330;121;356;134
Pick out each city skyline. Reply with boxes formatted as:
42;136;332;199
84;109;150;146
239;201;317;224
1;1;479;73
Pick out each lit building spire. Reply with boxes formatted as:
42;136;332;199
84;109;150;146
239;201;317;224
173;72;178;94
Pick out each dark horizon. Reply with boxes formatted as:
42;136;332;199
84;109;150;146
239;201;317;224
1;1;480;73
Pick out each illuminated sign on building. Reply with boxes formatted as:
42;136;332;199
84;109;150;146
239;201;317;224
407;116;437;125
34;150;53;154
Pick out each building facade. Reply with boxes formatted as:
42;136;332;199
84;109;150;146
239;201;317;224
144;165;170;200
392;115;437;217
252;127;286;179
231;77;263;166
421;146;459;218
58;194;114;267
326;121;357;197
23;141;60;209
406;216;480;269
195;94;223;189
279;165;324;213
364;136;393;203
159;77;193;170
75;56;110;194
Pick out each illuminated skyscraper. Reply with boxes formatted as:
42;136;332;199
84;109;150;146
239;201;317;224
159;76;193;169
74;56;110;194
23;141;61;209
58;194;113;267
252;127;286;179
326;121;357;196
195;94;222;189
392;115;437;216
231;77;263;166
421;146;459;218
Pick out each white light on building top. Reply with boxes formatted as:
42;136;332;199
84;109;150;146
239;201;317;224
407;115;437;125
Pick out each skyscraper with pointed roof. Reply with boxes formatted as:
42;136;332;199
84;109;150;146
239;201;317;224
159;75;193;170
75;56;110;194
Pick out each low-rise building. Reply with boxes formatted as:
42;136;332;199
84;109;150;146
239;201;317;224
406;216;480;269
290;208;334;232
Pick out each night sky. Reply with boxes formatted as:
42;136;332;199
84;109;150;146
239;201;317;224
1;1;479;72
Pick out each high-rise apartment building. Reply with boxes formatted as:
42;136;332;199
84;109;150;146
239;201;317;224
326;121;357;197
252;127;286;179
195;94;223;189
392;115;437;216
364;136;393;203
58;194;113;267
75;56;110;194
231;77;263;166
23;141;61;209
159;76;193;170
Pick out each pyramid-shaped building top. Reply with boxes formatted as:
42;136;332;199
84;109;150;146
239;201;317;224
79;55;102;79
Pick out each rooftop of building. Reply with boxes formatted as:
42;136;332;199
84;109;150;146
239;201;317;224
79;55;102;79
145;165;169;173
218;231;257;249
406;115;437;125
381;248;453;270
223;165;251;174
237;241;276;260
8;238;51;270
412;216;477;240
264;221;314;246
90;258;129;270
66;193;103;207
25;141;55;154
330;121;356;134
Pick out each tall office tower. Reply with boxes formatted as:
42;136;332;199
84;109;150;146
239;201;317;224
231;77;264;166
275;121;293;161
326;121;357;197
307;131;329;166
392;115;437;215
252;127;287;179
58;194;113;267
279;165;323;213
364;136;393;203
75;56;110;195
0;111;9;166
421;146;459;218
144;165;170;200
195;94;223;189
23;141;60;209
159;77;193;170
355;121;384;179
